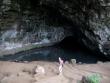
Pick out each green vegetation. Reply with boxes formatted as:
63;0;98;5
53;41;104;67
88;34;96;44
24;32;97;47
80;73;101;83
86;74;101;83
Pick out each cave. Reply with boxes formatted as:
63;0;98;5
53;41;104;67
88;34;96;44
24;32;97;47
0;0;110;63
0;35;108;64
1;0;110;83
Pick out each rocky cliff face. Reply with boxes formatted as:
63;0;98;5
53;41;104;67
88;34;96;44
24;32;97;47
0;0;71;52
0;0;110;58
39;0;110;58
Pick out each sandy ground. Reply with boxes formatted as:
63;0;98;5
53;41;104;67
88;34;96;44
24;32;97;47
0;61;110;83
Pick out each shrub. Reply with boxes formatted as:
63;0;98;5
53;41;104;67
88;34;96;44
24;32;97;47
81;73;101;83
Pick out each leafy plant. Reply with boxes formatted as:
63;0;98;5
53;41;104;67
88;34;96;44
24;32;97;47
81;73;101;83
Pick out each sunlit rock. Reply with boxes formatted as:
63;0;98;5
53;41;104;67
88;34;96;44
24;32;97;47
35;65;45;75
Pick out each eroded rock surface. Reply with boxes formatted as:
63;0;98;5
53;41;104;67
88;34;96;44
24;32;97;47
0;0;110;58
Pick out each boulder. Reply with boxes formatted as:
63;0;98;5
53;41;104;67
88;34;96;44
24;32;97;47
35;65;45;75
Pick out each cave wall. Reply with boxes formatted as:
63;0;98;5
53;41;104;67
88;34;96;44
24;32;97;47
0;0;110;58
0;0;71;52
39;0;110;58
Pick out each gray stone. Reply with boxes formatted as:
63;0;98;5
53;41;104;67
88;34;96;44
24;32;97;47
71;59;76;64
35;65;45;75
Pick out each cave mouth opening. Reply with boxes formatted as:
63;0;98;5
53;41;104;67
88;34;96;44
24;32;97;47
0;36;108;64
58;36;83;51
0;0;109;63
58;36;93;53
57;36;109;62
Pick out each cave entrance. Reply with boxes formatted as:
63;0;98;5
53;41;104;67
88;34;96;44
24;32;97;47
0;36;108;64
58;36;81;50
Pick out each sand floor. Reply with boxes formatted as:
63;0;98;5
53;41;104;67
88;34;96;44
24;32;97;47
0;61;110;83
